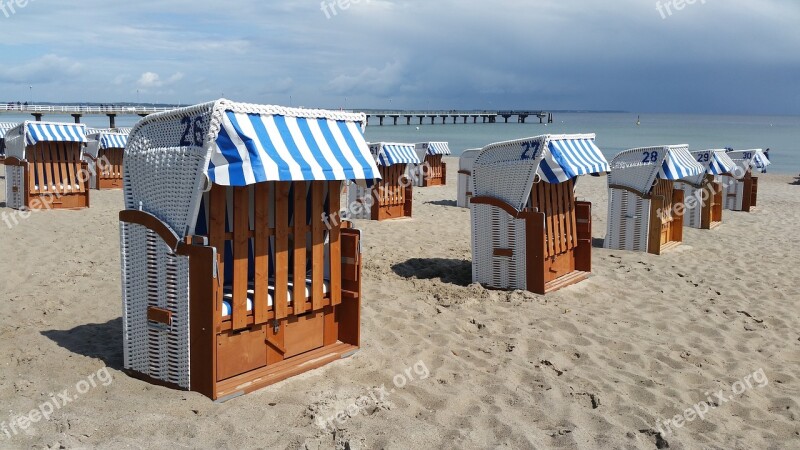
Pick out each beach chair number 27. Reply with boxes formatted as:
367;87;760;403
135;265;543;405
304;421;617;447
520;141;541;160
641;151;659;163
180;116;205;147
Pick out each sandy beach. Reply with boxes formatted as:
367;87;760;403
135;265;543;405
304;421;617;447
0;158;798;449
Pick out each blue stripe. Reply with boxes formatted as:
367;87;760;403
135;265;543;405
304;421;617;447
273;115;316;181
336;121;375;180
296;118;336;180
317;118;355;179
247;113;292;181
225;113;266;183
539;159;560;183
216;114;248;185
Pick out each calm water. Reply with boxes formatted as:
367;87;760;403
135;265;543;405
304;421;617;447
2;112;798;174
364;113;800;175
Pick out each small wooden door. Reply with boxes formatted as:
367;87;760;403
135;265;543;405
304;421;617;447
653;179;675;247
528;179;578;283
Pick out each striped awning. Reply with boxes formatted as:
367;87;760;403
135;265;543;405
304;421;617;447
425;142;451;155
753;150;771;169
691;150;736;176
211;110;380;186
115;127;133;134
658;147;705;180
99;133;128;149
0;122;17;139
372;143;420;167
540;137;610;183
25;122;87;145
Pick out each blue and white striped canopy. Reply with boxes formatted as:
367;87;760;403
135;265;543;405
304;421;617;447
425;142;451;155
211;110;380;186
540;137;610;183
372;143;421;167
99;133;128;149
115;127;133;134
753;151;771;169
658;147;705;180
25;122;87;145
0;122;17;139
691;150;736;176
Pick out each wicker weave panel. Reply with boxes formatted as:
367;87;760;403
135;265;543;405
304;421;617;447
471;203;527;290
5;165;24;209
457;150;480;209
722;177;744;211
605;188;650;252
121;222;191;389
678;182;703;229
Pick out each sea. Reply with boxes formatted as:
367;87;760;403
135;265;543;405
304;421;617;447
2;112;798;174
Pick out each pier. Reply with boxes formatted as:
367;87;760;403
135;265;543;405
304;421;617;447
366;110;553;126
0;104;555;128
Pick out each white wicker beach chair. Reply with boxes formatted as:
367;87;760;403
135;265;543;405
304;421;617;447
0;122;18;162
84;130;128;189
676;149;736;229
409;141;450;187
457;149;480;208
3;121;89;210
605;145;705;254
470;134;609;294
119;99;379;400
721;149;770;212
347;142;420;220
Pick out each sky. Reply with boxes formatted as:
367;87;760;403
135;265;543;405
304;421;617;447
0;0;798;114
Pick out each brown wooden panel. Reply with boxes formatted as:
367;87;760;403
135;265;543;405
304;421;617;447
147;307;173;326
293;183;308;314
216;326;267;381
254;183;270;325
285;312;324;358
275;182;290;320
329;181;342;306
208;184;227;324
525;211;547;294
232;186;250;330
311;183;324;311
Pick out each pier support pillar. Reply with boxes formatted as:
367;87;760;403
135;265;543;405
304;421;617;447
393;116;398;125
453;116;457;124
378;115;384;126
32;113;43;121
418;116;424;125
549;113;553;123
405;115;412;125
71;114;82;123
519;115;528;123
107;114;117;128
430;116;435;125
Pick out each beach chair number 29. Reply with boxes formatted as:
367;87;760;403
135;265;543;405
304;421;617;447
180;116;205;147
641;151;659;163
696;152;710;163
520;141;541;160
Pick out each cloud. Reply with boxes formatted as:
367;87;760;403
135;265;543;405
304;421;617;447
0;54;83;84
136;72;185;89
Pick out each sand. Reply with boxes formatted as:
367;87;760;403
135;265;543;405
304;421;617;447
0;158;798;449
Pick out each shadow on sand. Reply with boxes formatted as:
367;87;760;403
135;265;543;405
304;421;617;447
392;258;472;286
42;318;124;370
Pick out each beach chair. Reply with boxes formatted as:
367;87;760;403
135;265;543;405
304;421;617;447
0;122;18;164
457;149;480;208
119;100;379;401
115;127;133;134
3;121;90;210
721;149;770;212
605;145;705;254
347;142;420;220
470;134;609;294
410;141;450;187
84;130;127;190
676;150;736;229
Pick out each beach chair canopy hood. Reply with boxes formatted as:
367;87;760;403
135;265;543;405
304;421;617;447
125;99;380;238
681;149;737;186
472;134;609;211
608;145;705;196
369;142;421;166
115;127;133;134
85;131;129;158
728;149;770;172
414;141;451;161
3;121;87;160
0;122;17;139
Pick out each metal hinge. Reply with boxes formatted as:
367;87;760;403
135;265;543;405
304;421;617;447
273;319;280;334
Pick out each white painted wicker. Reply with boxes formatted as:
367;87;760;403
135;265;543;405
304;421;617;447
457;149;480;208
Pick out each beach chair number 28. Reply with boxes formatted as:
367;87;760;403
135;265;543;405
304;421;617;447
180;116;205;147
696;152;710;163
520;141;541;160
641;151;659;163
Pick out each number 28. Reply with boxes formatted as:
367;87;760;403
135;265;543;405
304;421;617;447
642;151;659;163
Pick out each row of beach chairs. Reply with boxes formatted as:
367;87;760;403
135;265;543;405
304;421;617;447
0;101;770;401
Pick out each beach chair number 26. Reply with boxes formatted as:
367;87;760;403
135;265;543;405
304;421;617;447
180;116;205;147
520;141;541;160
696;152;710;163
641;151;659;163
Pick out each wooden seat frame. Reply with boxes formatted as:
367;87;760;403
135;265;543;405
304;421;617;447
5;141;90;210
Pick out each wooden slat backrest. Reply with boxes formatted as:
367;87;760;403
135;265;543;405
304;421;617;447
274;182;290;320
329;181;342;306
528;179;577;259
27;142;85;195
98;148;124;180
292;184;308;314
254;183;270;325
311;183;325;311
